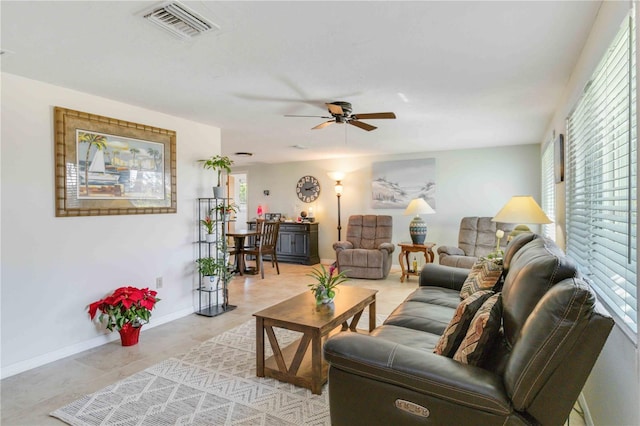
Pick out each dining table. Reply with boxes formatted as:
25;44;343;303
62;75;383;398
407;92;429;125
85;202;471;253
227;229;260;275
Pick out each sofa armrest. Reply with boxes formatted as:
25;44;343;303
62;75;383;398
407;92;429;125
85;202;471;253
324;333;511;415
378;242;395;254
419;263;470;290
437;245;466;256
333;241;354;251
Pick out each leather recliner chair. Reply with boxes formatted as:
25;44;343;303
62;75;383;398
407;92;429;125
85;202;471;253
324;233;614;425
333;215;395;279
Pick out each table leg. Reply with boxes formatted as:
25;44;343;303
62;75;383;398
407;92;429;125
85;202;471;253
256;317;265;377
311;329;322;395
398;249;407;283
234;236;244;275
369;299;376;332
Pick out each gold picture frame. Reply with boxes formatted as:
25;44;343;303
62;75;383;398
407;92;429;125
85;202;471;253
54;107;177;217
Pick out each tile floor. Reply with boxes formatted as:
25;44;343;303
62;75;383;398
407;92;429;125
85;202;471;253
1;263;585;425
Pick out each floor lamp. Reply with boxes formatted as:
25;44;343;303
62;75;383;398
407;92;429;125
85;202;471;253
328;172;345;241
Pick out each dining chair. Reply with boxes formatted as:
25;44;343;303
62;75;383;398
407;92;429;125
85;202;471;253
244;218;264;250
244;221;280;279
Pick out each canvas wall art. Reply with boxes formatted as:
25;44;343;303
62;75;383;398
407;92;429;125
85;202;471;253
371;158;436;209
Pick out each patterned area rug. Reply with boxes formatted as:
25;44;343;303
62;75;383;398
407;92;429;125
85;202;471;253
51;313;383;426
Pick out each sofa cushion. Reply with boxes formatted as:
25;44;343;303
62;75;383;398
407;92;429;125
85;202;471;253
337;249;385;279
370;324;441;352
502;232;538;273
453;293;503;366
346;215;393;249
404;286;461;309
501;236;578;346
504;278;598;411
384;300;456;335
434;290;494;357
460;259;503;299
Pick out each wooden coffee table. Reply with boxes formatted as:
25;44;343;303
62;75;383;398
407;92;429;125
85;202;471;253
253;286;377;394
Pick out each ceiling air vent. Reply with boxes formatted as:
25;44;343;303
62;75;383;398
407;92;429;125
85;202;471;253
142;2;219;40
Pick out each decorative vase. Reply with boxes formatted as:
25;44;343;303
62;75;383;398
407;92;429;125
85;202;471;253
409;215;427;245
118;323;141;346
204;275;222;291
212;186;225;198
315;289;335;305
205;233;215;243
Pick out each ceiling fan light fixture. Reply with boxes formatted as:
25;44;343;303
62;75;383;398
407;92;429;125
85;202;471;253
285;101;396;132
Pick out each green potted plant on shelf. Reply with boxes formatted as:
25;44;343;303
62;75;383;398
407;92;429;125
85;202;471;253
200;215;216;242
213;202;239;221
196;257;234;291
199;155;234;198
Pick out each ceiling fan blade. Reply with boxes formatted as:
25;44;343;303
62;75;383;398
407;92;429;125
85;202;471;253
312;120;335;130
326;103;344;115
284;114;332;118
353;112;396;120
349;120;377;131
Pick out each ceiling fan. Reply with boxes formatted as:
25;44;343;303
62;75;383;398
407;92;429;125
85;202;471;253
285;101;396;131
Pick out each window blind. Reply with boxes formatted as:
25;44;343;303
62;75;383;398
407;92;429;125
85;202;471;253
541;140;556;240
566;11;637;338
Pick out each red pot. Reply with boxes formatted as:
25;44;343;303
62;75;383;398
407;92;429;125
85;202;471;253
118;323;141;346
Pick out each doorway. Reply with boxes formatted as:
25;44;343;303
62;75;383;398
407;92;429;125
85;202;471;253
228;173;247;231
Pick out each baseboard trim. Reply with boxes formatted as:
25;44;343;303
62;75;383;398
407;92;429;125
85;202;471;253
578;392;594;426
0;306;194;379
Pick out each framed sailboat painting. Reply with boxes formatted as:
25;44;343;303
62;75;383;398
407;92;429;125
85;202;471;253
54;107;177;217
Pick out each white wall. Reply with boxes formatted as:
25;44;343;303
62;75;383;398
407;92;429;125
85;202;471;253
540;2;639;425
0;73;221;378
237;144;541;264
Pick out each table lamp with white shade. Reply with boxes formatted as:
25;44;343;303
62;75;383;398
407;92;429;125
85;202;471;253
404;198;436;245
491;195;552;241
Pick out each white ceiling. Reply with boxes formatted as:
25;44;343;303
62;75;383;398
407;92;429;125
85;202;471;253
1;1;601;166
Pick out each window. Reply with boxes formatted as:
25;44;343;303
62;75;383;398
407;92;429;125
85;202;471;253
541;140;556;240
566;11;637;339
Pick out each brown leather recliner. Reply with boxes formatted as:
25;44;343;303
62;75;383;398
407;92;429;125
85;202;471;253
333;215;395;279
324;233;614;425
438;216;514;268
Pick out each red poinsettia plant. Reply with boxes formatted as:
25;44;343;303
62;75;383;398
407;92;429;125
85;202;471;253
88;286;160;332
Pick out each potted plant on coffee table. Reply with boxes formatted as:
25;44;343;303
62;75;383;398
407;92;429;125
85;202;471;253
199;155;234;198
88;286;160;346
307;264;349;305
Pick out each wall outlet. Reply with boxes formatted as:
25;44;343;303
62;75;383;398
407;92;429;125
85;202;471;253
156;277;163;289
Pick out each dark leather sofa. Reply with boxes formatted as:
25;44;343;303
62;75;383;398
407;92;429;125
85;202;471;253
324;233;614;425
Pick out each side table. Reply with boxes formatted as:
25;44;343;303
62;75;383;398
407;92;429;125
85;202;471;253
398;242;436;282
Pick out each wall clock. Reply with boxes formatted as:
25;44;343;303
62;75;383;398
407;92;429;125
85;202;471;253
296;175;321;203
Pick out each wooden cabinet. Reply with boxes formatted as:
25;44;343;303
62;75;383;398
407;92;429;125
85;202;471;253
249;222;320;265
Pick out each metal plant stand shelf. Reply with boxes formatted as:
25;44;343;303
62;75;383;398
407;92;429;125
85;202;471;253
196;197;236;317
